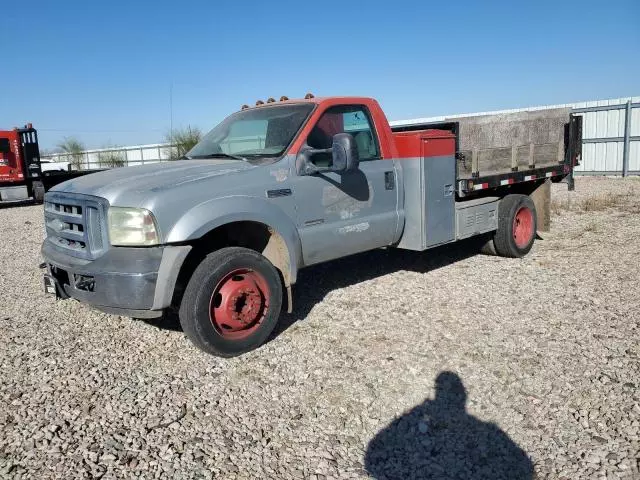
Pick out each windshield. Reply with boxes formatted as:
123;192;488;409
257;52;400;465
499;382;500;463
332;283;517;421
186;103;314;163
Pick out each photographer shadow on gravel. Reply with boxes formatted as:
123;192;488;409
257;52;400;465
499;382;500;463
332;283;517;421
365;372;534;480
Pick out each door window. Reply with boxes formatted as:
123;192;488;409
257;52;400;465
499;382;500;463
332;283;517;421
306;105;380;166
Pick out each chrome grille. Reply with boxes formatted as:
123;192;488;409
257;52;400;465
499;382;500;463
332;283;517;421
87;206;103;251
44;193;108;259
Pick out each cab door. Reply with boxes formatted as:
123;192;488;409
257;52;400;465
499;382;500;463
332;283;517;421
291;105;399;266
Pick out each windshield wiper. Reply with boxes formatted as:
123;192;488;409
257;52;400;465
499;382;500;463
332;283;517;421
189;153;247;161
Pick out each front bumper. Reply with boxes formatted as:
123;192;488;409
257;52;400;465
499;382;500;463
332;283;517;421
41;241;191;318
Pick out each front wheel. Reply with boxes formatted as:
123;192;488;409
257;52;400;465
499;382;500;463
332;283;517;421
179;247;283;357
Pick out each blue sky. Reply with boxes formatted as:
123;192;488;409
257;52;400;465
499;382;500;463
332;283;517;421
1;0;638;149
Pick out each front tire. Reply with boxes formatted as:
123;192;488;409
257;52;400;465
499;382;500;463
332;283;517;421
179;247;283;357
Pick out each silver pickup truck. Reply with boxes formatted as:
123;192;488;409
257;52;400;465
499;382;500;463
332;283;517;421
41;95;582;357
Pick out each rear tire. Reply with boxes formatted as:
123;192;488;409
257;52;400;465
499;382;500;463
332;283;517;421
492;194;537;258
179;247;283;357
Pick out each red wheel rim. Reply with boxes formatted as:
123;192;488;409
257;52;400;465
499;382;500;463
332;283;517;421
513;206;534;249
209;268;270;339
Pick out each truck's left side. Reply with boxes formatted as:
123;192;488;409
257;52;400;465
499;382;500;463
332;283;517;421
40;95;577;357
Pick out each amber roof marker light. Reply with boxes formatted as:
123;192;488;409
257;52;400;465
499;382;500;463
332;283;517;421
244;94;309;108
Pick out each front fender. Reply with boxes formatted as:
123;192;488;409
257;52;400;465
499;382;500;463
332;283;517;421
165;195;302;284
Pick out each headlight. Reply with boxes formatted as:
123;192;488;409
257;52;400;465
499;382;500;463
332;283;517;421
107;207;159;246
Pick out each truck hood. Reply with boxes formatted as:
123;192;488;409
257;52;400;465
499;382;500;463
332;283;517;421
51;159;255;207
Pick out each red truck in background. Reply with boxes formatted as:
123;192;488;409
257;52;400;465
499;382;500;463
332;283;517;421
0;124;96;204
0;124;46;202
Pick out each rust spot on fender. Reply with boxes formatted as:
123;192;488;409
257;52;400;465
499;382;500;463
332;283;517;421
262;229;292;313
262;229;291;286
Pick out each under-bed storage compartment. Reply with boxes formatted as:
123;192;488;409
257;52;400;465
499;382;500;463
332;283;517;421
455;197;499;240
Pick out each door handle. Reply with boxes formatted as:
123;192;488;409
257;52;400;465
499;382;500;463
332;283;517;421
384;171;395;190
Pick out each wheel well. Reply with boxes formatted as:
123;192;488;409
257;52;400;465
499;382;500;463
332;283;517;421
171;221;291;308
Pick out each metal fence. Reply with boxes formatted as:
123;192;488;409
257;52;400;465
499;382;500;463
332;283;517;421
572;99;639;176
44;135;268;170
45;143;173;170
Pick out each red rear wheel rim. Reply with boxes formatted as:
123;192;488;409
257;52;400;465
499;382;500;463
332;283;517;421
513;206;534;249
209;268;270;340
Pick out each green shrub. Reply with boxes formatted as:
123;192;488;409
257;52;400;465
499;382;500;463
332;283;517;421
164;126;202;160
97;150;126;168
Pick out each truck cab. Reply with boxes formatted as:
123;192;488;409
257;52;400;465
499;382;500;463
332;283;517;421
41;95;578;357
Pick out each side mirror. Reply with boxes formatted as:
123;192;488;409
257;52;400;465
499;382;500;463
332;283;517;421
331;133;359;172
296;132;360;175
0;138;10;154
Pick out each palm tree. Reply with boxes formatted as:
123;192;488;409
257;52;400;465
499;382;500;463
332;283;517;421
57;137;86;170
164;126;202;160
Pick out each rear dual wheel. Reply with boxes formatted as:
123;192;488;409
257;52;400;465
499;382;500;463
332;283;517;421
179;247;283;357
491;194;537;258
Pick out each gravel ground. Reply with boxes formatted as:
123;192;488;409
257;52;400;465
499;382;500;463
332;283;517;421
1;176;639;479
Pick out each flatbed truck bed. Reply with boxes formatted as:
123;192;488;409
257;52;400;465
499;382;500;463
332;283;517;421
391;107;582;196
